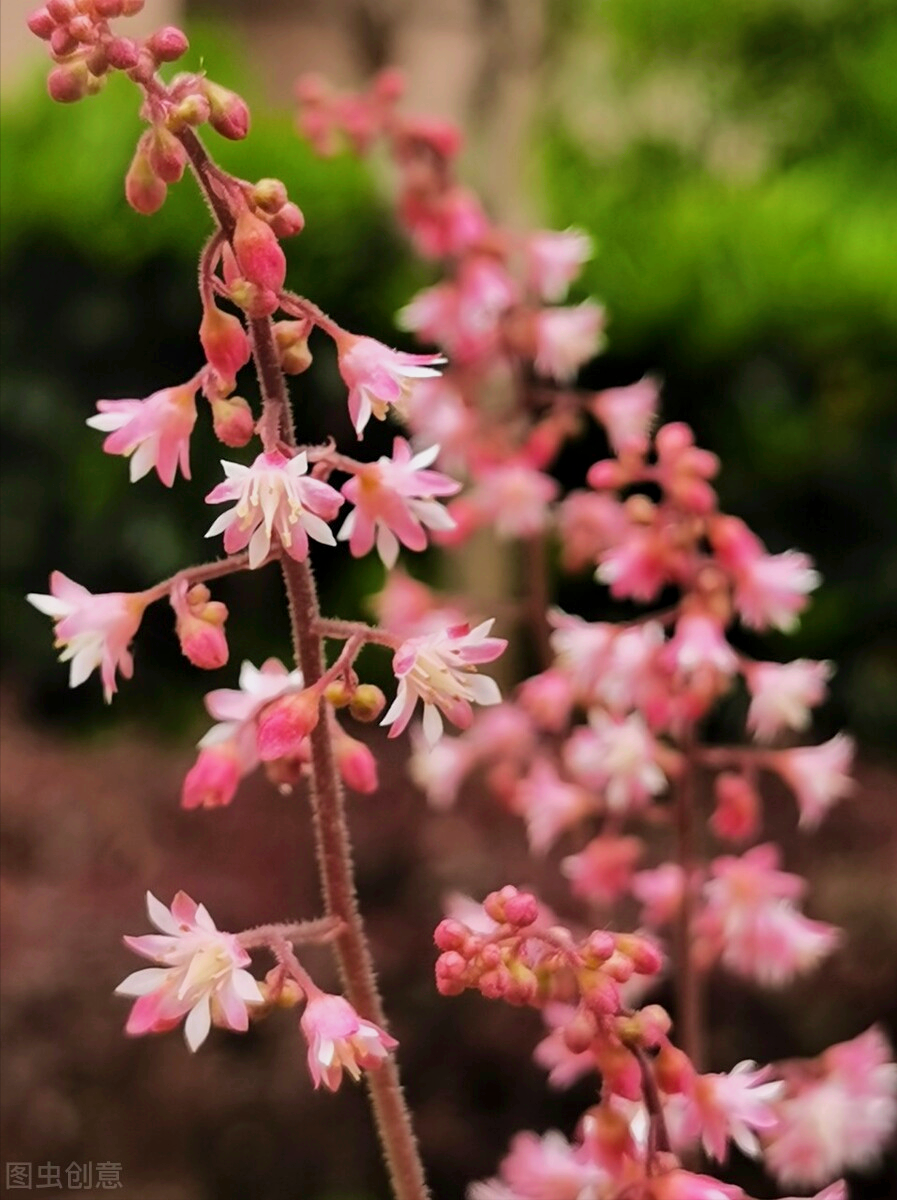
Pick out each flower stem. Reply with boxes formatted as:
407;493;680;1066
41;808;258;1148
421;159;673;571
177;120;431;1200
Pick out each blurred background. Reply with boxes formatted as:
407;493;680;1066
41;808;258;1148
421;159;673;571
1;1;895;1198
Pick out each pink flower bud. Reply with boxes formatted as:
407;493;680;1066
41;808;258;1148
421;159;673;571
47;0;76;20
94;0;124;17
373;68;404;104
49;25;78;56
121;0;145;15
27;8;56;39
710;772;760;843
269;202;305;239
654;1040;696;1094
68;15;97;43
251;177;289;215
147;26;189;63
200;302;251;384
478;966;512;999
586;459;624;490
616;933;664;976
210;395;255;448
47;60;91;103
182;743;241;809
227;277;279;319
105;36;140;71
562;1007;599;1053
583;930;617;962
125;138;167;214
335;731;378;794
348;683;386;723
433;919;468;953
204;80;250;140
147;124;186;184
256;690;320;761
273;320;313;375
435;951;467;996
167;92;210;129
233;209;287;293
483;886;538;927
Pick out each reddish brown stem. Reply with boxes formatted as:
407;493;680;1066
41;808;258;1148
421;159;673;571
177;119;431;1200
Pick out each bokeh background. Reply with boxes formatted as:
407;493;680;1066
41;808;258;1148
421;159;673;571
1;2;895;1198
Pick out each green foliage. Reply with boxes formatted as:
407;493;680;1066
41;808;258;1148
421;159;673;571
543;0;897;748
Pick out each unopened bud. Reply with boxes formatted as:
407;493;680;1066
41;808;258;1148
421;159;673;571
483;885;539;928
47;0;76;20
654;1039;695;1095
323;680;352;708
147;25;189;63
348;683;386;723
562;1006;598;1054
49;26;78;56
616;933;663;976
182;743;241;810
200;302;250;383
435;951;467;996
167;92;211;130
210;395;255;448
47;60;91;103
125;137;167;214
335;731;379;794
105;36;139;71
227;278;279;319
204;79;250;140
121;0;145;15
251;177;288;215
262;969;303;1009
233;208;287;293
256;690;320;761
148;123;186;184
27;8;56;39
85;45;109;75
68;15;97;43
269;202;305;239
433;919;468;953
94;0;124;17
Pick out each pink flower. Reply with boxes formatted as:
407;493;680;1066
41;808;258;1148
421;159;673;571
561;835;643;906
688;1060;784;1162
557;490;628;572
87;379;198;486
713;518;821;632
184;658;307;804
408;728;473;809
515;759;590;853
596;525;670;604
745;659;832;741
339;438;460;566
300;992;396;1091
649;1170;743;1200
170;580;229;671
382;620;507;744
665;613;738;680
526;229;593;302
564;711;667;813
336;333;445;436
533;1003;598;1089
466;462;560;540
205;450;343;568
115;891;263;1051
774;733;854;828
766;1027;897;1189
516;669;575;733
631;864;685;927
27;571;146;702
590;376;659;458
534;302;605;382
549;610;616;697
700;844;839;986
402;377;474;472
469;1130;610;1200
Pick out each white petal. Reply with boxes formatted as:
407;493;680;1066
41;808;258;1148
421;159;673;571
397;364;445;379
115;967;171;997
221;460;249;479
467;618;496;641
376;523;400;569
26;593;71;618
286;451;309;475
184;996;212;1052
145;891;179;935
409;443;440;469
129;439;156;482
318;1038;335;1067
233;970;264;1003
301;512;336;546
86;413;128;432
468;674;501;706
412;500;455;531
422;703;444;745
337;509;356;541
248;524;271;569
193;903;217;932
68;648;99;689
205;508;236;538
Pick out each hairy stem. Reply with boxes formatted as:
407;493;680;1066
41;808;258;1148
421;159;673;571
178;122;431;1200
